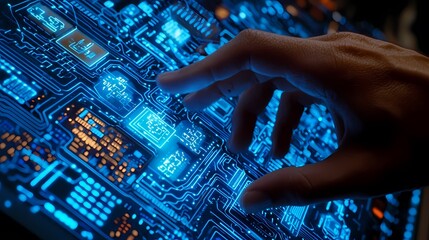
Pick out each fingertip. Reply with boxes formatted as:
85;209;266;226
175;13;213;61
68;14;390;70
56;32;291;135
226;136;250;154
156;71;171;83
156;72;175;92
239;190;273;214
182;93;202;111
226;139;239;153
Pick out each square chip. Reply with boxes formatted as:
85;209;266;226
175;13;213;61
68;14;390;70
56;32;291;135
128;107;175;148
156;150;189;180
56;28;109;67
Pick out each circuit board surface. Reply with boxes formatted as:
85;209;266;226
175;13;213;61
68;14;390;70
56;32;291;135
0;0;422;239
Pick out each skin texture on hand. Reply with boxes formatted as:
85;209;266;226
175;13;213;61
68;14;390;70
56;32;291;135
156;29;429;213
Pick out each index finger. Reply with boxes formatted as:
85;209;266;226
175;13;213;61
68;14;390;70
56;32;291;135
156;29;336;95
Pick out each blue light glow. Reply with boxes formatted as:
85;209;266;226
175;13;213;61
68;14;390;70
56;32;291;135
27;3;72;36
157;150;189;179
94;71;142;117
162;20;191;45
282;206;308;236
127;107;176;148
56;28;109;67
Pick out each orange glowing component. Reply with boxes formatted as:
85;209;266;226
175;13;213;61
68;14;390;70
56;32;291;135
7;147;15;156
1;132;9;139
285;5;299;17
7;134;15;142
319;0;336;11
215;5;230;20
372;207;384;219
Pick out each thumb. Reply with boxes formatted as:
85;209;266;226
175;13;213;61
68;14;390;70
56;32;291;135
239;145;386;213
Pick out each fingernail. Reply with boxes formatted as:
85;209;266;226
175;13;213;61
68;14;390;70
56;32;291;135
240;191;272;214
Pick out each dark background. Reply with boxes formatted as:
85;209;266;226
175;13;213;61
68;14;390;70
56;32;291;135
338;0;429;55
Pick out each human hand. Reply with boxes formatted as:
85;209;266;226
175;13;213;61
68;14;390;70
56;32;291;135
156;29;429;213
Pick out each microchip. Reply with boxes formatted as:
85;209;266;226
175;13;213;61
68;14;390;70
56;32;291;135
127;107;176;148
161;20;191;45
56;28;109;67
156;149;189;180
0;60;38;105
27;3;73;37
94;71;142;117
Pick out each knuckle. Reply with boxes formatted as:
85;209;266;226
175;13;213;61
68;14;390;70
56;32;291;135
328;31;360;41
235;29;262;49
233;29;263;69
333;31;356;39
236;28;259;39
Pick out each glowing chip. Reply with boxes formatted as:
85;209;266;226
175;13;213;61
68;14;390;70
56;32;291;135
27;3;73;37
0;59;38;105
157;150;189;180
56;28;109;67
94;71;142;117
127;107;175;148
161;20;190;45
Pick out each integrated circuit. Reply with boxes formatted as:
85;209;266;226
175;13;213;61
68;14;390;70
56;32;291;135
0;59;39;105
27;3;73;37
126;107;176;148
57;29;109;67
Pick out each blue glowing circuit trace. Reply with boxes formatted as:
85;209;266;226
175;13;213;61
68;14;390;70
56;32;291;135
320;215;351;240
128;107;176;148
282;205;309;236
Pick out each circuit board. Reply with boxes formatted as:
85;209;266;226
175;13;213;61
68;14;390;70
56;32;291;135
0;0;422;239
